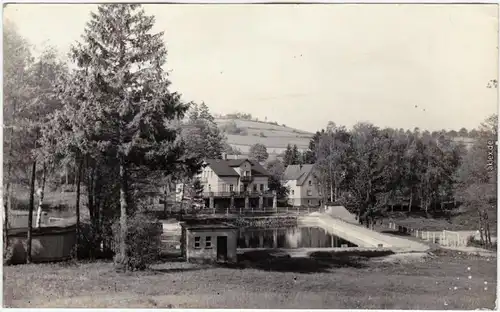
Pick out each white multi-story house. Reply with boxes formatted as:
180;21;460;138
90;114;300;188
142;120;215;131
282;164;322;207
192;154;273;209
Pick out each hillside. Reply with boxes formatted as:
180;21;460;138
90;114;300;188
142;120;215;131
215;118;314;156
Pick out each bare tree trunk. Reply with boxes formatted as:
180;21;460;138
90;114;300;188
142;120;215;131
4;99;16;249
162;185;167;216
179;181;185;218
330;182;334;203
119;158;128;264
35;163;47;228
75;156;83;258
27;160;37;264
4;161;12;249
484;211;491;248
93;169;102;256
65;164;69;185
478;210;484;245
74;167;78;187
424;197;430;217
408;190;413;213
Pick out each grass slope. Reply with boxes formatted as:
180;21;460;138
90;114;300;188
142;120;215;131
3;249;496;309
215;118;313;155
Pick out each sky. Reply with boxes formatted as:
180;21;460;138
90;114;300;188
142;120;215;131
3;3;499;133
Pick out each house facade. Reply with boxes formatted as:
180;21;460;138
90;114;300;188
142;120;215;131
282;164;322;207
193;155;273;209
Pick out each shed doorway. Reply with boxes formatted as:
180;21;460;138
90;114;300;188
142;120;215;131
217;236;228;262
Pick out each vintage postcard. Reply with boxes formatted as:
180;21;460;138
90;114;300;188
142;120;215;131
2;2;498;309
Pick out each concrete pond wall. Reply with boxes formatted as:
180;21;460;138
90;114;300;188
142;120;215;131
6;225;77;264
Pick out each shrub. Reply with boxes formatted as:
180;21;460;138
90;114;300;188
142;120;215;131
220;121;248;135
467;235;497;251
3;243;14;266
112;213;162;271
3;238;28;265
61;184;76;193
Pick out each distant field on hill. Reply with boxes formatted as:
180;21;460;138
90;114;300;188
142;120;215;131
215;118;313;154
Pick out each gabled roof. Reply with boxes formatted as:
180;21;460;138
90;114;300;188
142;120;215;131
204;158;270;177
226;159;250;167
204;159;239;177
247;159;270;177
282;164;314;186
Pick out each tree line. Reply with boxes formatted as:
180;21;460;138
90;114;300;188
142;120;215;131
269;118;497;246
233;115;496;248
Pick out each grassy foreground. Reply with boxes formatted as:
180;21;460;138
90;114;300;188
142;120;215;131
3;249;496;309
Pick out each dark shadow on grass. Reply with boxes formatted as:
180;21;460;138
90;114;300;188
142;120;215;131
158;252;185;263
221;249;394;273
310;249;394;260
150;267;206;273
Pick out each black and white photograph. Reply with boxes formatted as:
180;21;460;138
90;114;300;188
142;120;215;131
2;2;498;309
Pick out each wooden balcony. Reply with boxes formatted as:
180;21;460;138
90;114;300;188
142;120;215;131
240;176;252;183
202;191;274;198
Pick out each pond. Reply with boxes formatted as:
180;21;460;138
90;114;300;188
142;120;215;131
237;226;358;249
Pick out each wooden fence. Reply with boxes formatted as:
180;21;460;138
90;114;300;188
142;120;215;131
386;222;473;247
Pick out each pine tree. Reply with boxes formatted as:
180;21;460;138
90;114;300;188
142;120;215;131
182;102;226;160
291;145;301;165
68;4;192;268
283;144;293;166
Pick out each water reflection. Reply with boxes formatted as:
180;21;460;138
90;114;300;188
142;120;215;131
238;227;357;249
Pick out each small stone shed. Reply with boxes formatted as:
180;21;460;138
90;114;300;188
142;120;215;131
180;222;238;264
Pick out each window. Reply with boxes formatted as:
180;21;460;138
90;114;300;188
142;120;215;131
205;236;212;248
253;184;257;192
291;190;295;195
229;184;234;192
308;180;312;186
307;190;313;196
259;184;264;191
194;236;201;249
